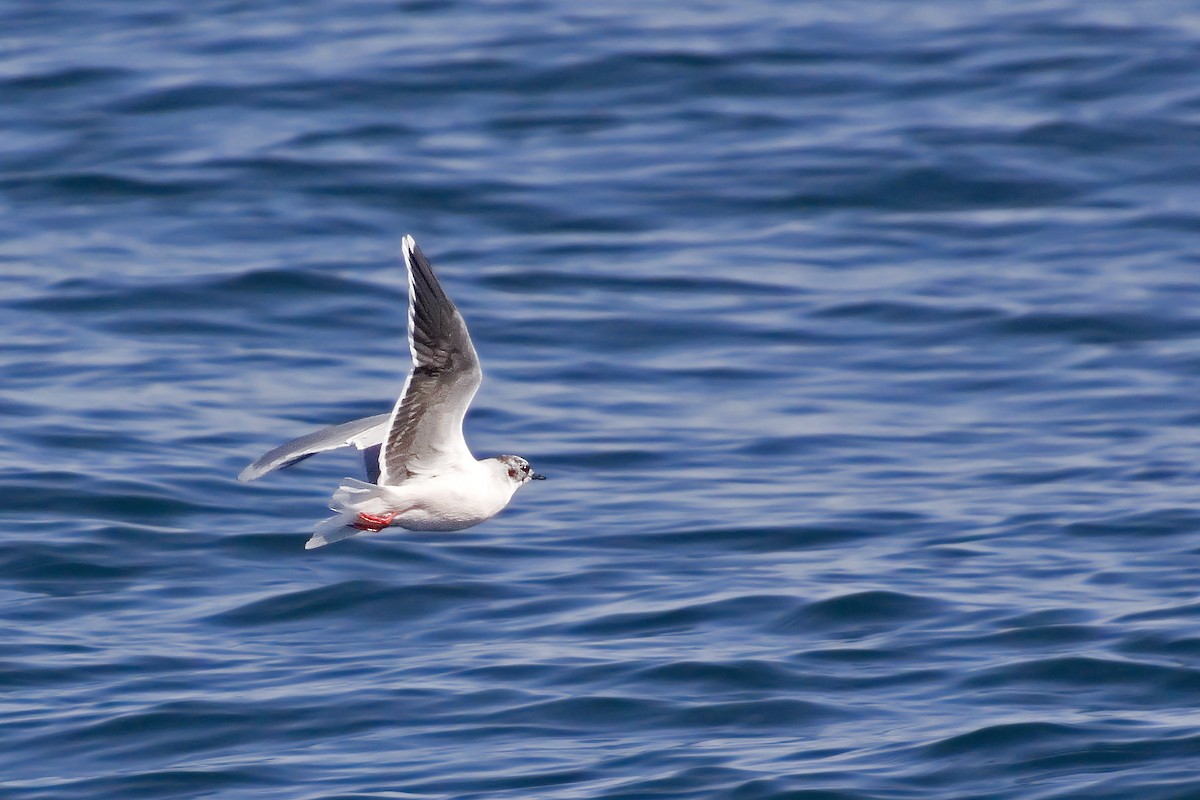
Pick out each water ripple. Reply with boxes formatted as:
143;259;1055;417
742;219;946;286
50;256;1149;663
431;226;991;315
4;1;1200;799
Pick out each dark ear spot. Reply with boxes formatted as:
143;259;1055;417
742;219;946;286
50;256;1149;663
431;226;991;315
507;468;518;479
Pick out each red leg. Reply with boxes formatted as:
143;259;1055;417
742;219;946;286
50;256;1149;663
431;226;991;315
352;511;396;532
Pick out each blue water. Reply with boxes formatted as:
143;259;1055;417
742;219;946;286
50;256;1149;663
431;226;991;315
5;2;1200;798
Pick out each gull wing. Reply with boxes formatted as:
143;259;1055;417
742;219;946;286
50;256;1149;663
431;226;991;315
238;413;390;482
377;236;482;484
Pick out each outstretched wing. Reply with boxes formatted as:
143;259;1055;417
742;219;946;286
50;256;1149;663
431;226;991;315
238;413;391;482
377;236;482;484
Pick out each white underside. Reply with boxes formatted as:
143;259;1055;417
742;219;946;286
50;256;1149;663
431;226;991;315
305;463;520;549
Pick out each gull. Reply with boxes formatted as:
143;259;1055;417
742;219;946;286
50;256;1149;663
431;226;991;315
239;235;545;549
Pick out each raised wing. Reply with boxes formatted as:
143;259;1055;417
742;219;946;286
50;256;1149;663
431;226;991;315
378;236;482;484
238;413;390;482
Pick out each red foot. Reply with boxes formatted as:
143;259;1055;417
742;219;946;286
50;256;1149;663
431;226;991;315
352;511;396;532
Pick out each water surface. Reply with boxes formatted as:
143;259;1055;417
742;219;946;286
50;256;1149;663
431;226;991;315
4;2;1200;798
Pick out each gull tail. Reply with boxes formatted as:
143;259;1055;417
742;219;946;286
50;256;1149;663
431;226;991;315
304;478;396;550
306;514;365;550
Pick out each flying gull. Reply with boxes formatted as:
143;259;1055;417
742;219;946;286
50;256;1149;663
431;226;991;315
240;235;545;549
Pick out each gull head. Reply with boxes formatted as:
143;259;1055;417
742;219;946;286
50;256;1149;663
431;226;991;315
492;455;547;486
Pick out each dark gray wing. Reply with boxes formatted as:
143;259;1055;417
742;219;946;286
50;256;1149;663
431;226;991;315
238;413;391;482
377;236;481;484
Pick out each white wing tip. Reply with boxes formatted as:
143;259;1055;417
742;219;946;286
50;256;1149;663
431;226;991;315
402;234;416;255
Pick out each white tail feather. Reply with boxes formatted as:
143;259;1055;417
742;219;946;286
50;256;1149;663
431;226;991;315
305;478;398;550
306;514;365;549
329;477;380;512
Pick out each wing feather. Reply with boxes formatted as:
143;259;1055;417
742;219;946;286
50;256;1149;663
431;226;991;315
377;236;481;484
238;413;391;482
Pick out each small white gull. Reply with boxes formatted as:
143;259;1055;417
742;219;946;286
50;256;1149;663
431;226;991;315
240;235;545;549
